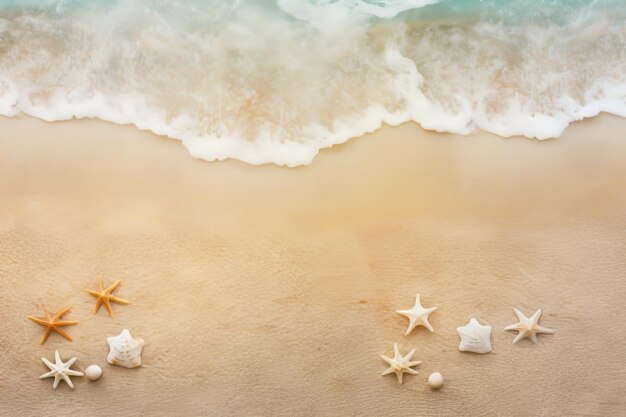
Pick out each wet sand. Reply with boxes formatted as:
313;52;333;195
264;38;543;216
1;115;625;416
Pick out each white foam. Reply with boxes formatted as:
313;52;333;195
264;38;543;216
352;0;440;19
277;0;440;29
0;1;625;166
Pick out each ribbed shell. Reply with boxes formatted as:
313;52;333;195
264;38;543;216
107;329;144;368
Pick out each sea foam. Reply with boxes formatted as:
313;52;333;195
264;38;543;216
0;0;624;166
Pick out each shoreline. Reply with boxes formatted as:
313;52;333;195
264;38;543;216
1;115;626;416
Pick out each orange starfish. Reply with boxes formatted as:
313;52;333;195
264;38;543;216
27;306;78;344
86;276;129;317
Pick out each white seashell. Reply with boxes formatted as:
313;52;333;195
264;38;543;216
85;365;102;381
456;318;492;354
428;372;444;389
106;329;144;368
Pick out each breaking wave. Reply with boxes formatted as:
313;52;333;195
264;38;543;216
0;0;624;166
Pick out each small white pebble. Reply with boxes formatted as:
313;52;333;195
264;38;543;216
428;372;444;389
85;365;103;381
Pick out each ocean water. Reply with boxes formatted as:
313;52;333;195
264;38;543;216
0;0;624;166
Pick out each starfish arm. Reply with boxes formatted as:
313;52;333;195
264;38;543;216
530;309;543;322
406;360;423;367
504;323;520;332
92;297;103;314
108;295;129;305
512;331;527;344
381;367;395;376
41;357;55;369
53;375;61;389
404;368;419;375
396;371;403;384
422;317;435;332
40;327;52;345
404;317;419;335
393;343;400;357
414;294;422;305
105;279;122;293
54;320;79;326
52;307;72;321
53;326;74;342
28;316;51;326
85;289;103;298
64;356;77;367
98;276;104;292
103;298;114;317
61;373;74;389
39;370;55;379
536;324;555;334
513;308;527;321
54;350;61;363
405;348;416;360
65;369;84;377
380;355;395;366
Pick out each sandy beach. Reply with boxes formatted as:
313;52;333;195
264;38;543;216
1;115;626;416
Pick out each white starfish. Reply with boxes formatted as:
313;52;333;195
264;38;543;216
457;318;492;353
505;308;555;344
396;293;437;335
40;350;84;389
380;343;422;384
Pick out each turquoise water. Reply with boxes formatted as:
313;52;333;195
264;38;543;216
0;0;618;21
0;0;625;165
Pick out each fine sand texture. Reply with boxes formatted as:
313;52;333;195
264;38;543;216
1;115;625;417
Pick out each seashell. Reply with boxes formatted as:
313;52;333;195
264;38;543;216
106;329;144;368
85;364;102;381
428;372;444;390
456;318;492;354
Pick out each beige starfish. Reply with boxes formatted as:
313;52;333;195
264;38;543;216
28;306;78;344
505;308;555;344
86;276;129;317
40;350;84;389
380;343;423;384
396;293;438;335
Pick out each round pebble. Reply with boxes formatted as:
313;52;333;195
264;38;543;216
428;372;444;389
85;365;103;381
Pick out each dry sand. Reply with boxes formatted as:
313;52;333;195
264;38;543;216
1;115;625;416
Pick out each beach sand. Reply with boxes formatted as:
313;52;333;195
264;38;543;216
1;115;625;416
